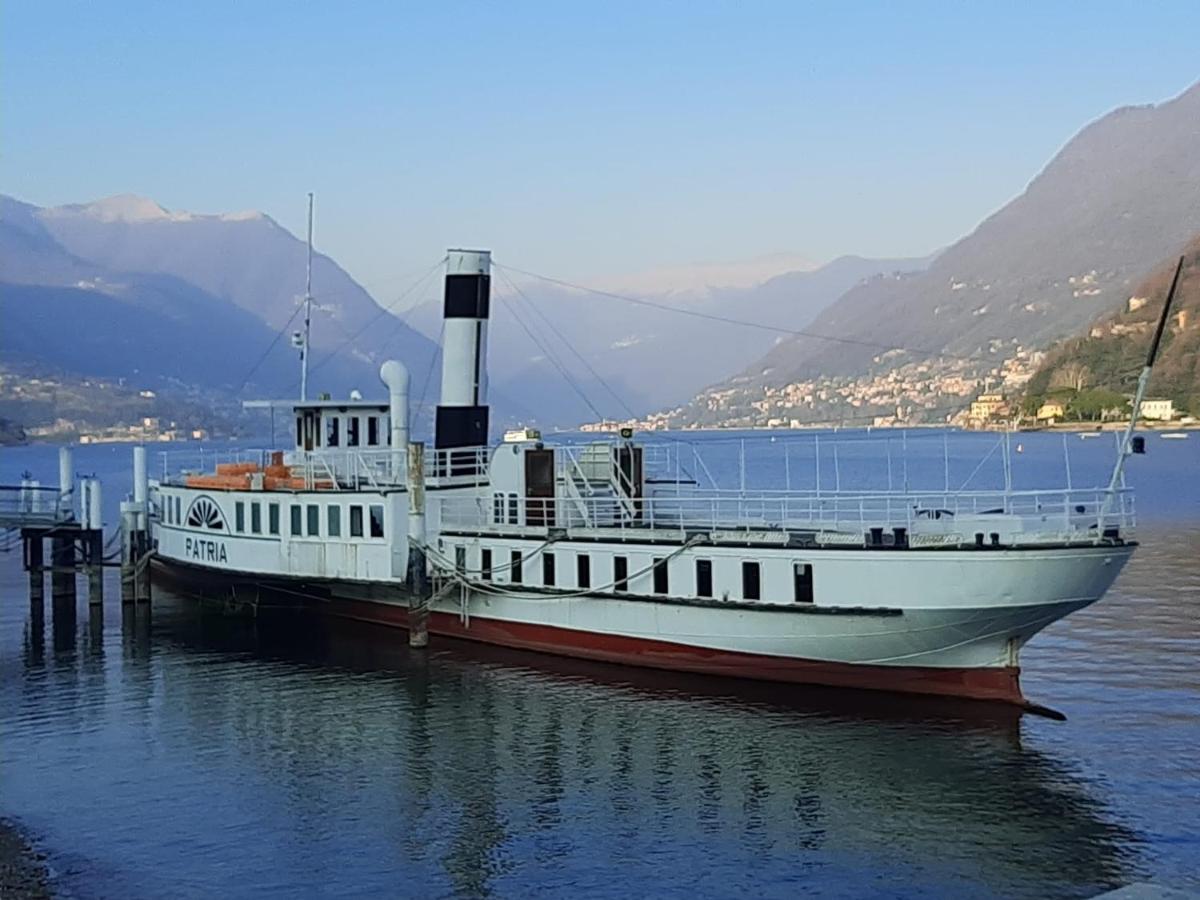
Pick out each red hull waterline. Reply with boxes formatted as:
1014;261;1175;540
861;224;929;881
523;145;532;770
322;596;1027;707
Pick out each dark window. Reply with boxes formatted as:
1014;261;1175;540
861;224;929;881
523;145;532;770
306;504;320;536
175;497;181;524
614;555;628;592
508;493;519;524
742;561;761;601
328;505;341;537
543;552;556;587
350;505;364;537
250;502;262;534
367;416;379;446
577;553;591;589
696;559;713;598
326;416;340;447
493;493;504;523
653;558;668;594
794;563;814;604
481;548;492;581
347;417;360;447
290;505;302;535
510;550;523;584
455;546;467;574
235;501;245;533
369;504;384;538
268;503;280;535
295;416;302;447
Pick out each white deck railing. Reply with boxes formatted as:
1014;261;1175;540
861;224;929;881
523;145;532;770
157;447;408;491
437;485;1135;543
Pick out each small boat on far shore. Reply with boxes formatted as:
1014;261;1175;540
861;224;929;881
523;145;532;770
1160;432;1189;440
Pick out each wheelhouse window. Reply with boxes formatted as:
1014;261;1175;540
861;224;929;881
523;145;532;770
306;504;320;537
481;548;492;581
614;555;628;592
369;504;384;538
577;553;591;589
250;502;262;534
510;550;523;584
794;563;814;604
695;559;713;598
742;561;761;601
543;552;556;587
652;558;668;595
328;505;342;537
235;501;245;533
268;503;280;535
326;416;340;447
290;505;302;535
350;505;364;537
367;416;379;446
347;416;360;447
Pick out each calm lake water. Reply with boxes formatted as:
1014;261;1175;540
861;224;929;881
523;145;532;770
2;432;1197;898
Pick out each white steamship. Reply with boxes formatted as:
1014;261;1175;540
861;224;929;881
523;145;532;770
149;249;1145;710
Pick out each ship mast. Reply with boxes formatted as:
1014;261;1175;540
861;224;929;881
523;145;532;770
1099;254;1185;526
300;191;314;402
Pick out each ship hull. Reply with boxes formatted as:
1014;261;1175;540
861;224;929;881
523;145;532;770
321;594;1027;704
150;543;1135;707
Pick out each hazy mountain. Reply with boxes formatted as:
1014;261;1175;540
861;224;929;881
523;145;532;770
595;251;818;297
408;252;932;425
1;194;438;401
736;80;1200;390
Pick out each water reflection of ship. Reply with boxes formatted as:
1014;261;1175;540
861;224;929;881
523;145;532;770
138;587;1141;898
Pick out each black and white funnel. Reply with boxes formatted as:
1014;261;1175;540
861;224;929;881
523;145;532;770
435;249;491;450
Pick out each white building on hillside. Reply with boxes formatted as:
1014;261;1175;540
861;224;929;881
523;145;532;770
1139;398;1174;421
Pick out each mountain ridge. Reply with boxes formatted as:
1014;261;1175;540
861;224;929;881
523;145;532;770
705;79;1200;396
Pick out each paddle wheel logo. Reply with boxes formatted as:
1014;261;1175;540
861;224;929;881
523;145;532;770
183;496;229;563
185;496;226;531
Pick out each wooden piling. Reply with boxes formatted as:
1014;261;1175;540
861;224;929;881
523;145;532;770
24;530;44;603
86;529;104;606
407;441;429;648
50;534;76;603
120;506;136;604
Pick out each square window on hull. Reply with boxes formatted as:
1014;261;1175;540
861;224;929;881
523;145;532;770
696;559;713;598
794;563;814;604
652;558;668;595
742;561;761;601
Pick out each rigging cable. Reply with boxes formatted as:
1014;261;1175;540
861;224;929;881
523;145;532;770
232;302;306;396
412;321;444;425
303;256;447;382
497;282;608;422
493;261;996;365
497;268;639;421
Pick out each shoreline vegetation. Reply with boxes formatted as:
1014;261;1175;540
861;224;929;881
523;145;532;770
0;819;53;899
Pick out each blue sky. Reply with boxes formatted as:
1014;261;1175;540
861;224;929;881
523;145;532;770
3;1;1198;303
